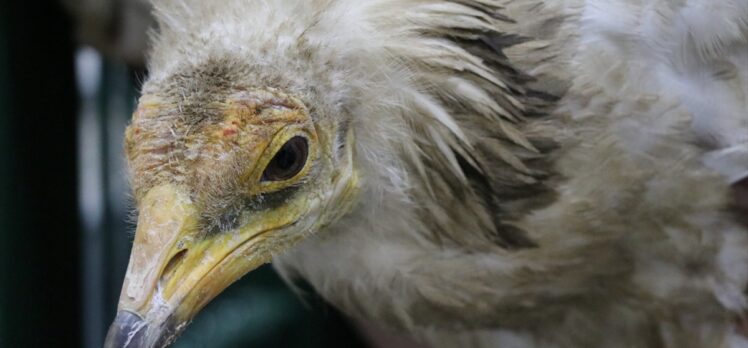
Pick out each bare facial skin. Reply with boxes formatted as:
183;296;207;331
106;88;359;347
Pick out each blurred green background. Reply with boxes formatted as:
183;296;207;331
0;2;368;347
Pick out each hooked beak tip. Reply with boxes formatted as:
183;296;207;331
104;310;149;348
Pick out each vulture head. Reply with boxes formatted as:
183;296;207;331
108;86;358;346
104;0;748;347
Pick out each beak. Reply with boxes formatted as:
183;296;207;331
104;184;276;348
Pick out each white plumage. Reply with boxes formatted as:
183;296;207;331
101;0;748;347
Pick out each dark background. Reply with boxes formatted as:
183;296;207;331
0;2;368;347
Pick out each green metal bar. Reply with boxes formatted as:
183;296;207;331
0;0;10;344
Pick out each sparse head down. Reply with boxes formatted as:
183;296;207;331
106;0;748;347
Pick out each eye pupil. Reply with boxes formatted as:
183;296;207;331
262;136;308;182
274;147;295;170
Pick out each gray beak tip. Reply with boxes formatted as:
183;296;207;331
104;310;148;348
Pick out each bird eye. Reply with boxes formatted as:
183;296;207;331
261;136;309;182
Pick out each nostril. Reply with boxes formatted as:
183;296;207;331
160;249;188;283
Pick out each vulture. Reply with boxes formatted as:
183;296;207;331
102;0;748;347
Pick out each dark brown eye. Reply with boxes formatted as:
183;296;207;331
261;136;309;182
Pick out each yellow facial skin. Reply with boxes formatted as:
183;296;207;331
111;183;306;347
104;88;356;348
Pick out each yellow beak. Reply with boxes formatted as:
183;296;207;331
104;184;281;348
